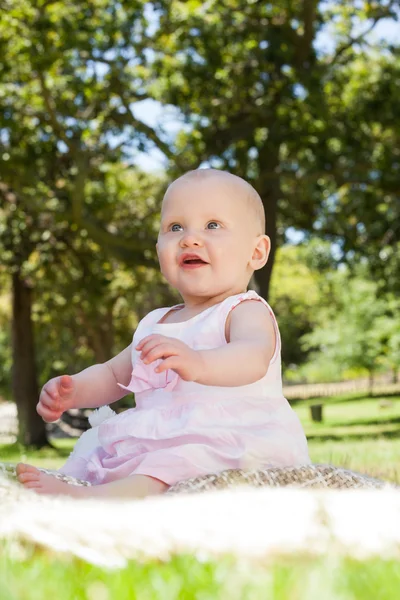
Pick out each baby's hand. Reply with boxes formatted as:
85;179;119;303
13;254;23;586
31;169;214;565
37;375;76;422
135;335;204;382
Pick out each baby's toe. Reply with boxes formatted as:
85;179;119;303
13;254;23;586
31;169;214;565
16;463;29;475
18;471;41;484
23;481;43;491
16;463;40;479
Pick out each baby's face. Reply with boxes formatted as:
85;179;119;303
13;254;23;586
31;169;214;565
156;176;261;305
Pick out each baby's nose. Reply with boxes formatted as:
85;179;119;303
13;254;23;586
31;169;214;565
180;231;203;245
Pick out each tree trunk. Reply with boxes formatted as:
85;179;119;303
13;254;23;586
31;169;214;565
11;271;48;447
80;302;115;363
254;143;280;301
254;189;277;302
368;370;374;395
310;404;323;423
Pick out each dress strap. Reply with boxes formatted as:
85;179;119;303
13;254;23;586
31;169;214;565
132;306;172;342
218;290;281;364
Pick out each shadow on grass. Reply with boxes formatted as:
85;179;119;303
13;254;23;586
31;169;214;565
307;428;400;443
328;416;400;429
290;391;400;407
0;441;73;461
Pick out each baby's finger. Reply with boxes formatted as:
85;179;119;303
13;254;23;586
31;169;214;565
37;404;61;423
138;338;160;356
155;356;180;373
41;384;58;401
140;339;175;361
136;334;172;350
143;344;179;365
39;389;60;411
59;375;74;396
135;334;159;350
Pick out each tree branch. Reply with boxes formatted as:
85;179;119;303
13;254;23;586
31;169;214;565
35;69;74;152
330;3;397;66
111;96;175;160
294;0;318;68
77;216;160;269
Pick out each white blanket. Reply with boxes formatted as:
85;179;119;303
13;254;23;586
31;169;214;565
1;473;400;568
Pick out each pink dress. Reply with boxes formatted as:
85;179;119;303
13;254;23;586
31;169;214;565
59;290;310;486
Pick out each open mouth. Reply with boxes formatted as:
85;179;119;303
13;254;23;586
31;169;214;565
183;259;206;265
180;259;208;268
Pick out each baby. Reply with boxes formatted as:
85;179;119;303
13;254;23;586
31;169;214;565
16;168;310;499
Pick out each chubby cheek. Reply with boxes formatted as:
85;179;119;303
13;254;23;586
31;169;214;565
215;244;238;267
157;245;175;275
158;255;169;276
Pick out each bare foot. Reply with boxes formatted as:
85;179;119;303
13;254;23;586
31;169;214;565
17;464;168;500
16;463;84;498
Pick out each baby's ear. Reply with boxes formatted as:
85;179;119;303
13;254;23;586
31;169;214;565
251;235;270;270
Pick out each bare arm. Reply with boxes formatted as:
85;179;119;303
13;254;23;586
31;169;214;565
71;344;133;409
195;300;276;387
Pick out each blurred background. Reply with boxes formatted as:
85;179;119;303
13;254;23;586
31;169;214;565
0;1;399;481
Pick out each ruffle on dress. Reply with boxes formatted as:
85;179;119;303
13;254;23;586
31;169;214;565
79;396;310;486
117;355;180;394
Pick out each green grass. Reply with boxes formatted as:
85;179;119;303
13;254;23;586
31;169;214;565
1;547;400;600
1;394;399;598
0;437;74;470
295;395;400;484
296;394;400;435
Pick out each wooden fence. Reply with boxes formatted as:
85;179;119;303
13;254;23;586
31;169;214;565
283;376;400;400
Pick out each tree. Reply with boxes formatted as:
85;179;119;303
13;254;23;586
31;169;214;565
0;273;12;400
150;0;400;298
269;242;322;370
301;272;392;391
0;164;169;445
0;0;174;263
304;53;400;294
0;1;174;445
374;295;400;383
0;187;47;445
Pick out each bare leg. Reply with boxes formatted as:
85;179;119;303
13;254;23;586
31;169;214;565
16;464;169;499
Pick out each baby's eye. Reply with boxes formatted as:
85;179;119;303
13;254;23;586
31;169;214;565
169;221;220;232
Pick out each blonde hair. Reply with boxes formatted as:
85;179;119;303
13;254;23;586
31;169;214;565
168;169;266;236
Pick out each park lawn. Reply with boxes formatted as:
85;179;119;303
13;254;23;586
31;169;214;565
295;394;400;484
1;549;400;600
296;393;400;432
0;437;74;471
1;393;399;599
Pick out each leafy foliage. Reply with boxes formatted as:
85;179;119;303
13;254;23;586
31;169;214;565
299;268;400;383
148;0;400;296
